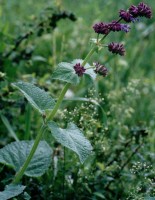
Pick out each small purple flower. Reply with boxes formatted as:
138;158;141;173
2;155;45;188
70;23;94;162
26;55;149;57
119;9;133;22
108;42;125;56
93;22;110;35
121;24;131;32
137;2;152;18
74;63;86;76
130;17;140;23
129;5;139;17
109;21;130;33
94;62;108;77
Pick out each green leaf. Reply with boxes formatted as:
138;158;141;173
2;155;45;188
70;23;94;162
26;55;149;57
12;81;55;115
0;184;26;200
0;114;19;141
0;140;52;177
47;121;93;163
51;62;79;85
51;59;96;85
93;192;105;199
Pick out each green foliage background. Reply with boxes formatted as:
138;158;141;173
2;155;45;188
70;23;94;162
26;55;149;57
0;0;155;199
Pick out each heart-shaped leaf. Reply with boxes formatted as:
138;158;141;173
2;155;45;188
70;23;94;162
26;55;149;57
47;121;93;163
0;184;26;200
12;82;55;115
0;140;52;177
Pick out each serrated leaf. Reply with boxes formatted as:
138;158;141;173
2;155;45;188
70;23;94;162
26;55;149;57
0;140;52;177
51;62;79;85
12;82;55;114
47;121;93;163
0;184;26;200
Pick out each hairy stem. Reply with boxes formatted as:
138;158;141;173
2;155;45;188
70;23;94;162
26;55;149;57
82;46;96;66
47;83;71;121
25;103;31;140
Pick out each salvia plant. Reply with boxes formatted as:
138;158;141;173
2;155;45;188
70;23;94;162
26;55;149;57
0;2;152;199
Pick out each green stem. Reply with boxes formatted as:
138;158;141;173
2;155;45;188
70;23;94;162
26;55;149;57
86;66;94;70
13;126;46;184
25;103;31;140
47;83;71;121
82;46;96;66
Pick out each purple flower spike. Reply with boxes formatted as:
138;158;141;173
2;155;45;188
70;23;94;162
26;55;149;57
129;5;139;17
137;2;152;18
108;42;125;56
119;10;133;22
94;62;108;77
74;63;86;76
93;22;110;35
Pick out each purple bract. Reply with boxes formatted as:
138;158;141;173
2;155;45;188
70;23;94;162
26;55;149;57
93;22;110;35
73;63;86;76
108;42;125;56
137;2;152;18
119;9;133;22
94;62;108;77
129;5;139;17
129;2;152;19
